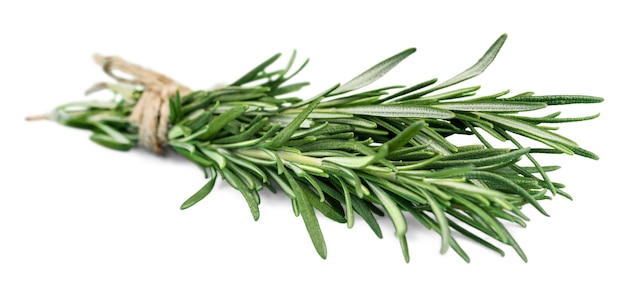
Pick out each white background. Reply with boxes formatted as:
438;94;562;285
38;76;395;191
1;1;624;298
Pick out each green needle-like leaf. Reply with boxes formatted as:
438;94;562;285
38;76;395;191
222;167;260;221
465;171;548;216
200;149;227;169
197;105;247;140
399;235;410;263
89;133;133;151
474;112;579;148
180;168;217;210
284;170;327;259
335;105;455;119
368;182;407;238
232;53;282;86
380;120;427;153
432;101;547;112
89;121;132;144
338;178;355;228
266;97;325;148
504;95;603;105
322;155;377;169
331;48;416;95
420;34;507;97
424;191;451;254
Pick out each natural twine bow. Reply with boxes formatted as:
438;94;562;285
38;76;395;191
89;54;192;154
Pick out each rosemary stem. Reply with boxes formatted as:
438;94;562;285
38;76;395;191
25;114;50;121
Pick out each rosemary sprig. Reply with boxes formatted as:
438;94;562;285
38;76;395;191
35;34;601;262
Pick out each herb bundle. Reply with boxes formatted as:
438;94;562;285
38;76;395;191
30;34;601;262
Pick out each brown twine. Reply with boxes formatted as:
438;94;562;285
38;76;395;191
92;54;192;154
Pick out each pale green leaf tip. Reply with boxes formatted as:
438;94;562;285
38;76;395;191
315;242;328;259
521;253;528;263
537;205;550;217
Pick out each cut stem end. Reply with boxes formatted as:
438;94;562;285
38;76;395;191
25;114;50;121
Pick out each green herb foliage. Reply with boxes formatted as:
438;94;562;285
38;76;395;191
46;34;601;262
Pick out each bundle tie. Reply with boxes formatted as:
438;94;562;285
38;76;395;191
92;54;191;154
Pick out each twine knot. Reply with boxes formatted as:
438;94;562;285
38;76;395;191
92;54;192;154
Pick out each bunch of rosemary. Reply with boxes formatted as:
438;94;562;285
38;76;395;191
33;34;601;262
